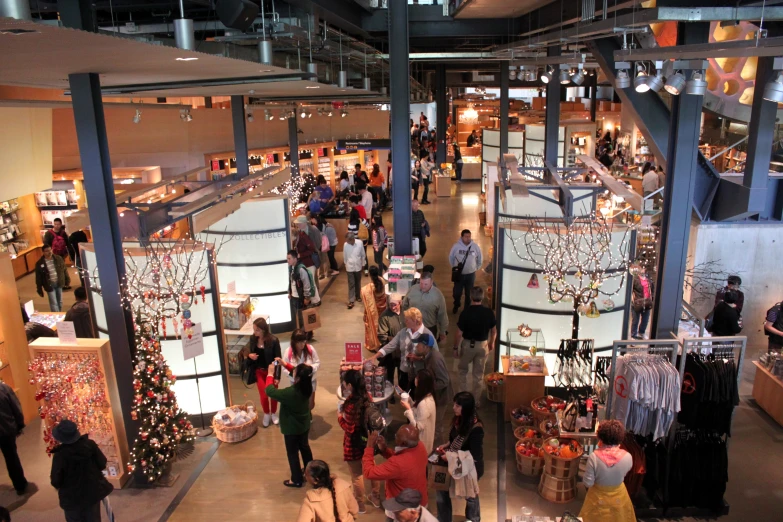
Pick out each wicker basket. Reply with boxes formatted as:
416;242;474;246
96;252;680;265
541;437;584;479
510;406;535;429
485;373;505;403
213;401;259;443
538;473;577;503
530;396;564;425
539;419;560;439
513;426;543;442
515;438;545;477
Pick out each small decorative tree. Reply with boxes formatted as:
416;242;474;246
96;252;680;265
510;213;633;339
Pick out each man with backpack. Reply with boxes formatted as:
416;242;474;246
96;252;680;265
44;218;72;290
764;300;783;353
287;249;320;340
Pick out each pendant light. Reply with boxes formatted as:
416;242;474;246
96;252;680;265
509;65;518;81
615;69;631;89
540;66;553;84
664;71;686;95
634;63;649;93
763;72;783;103
571;65;585;86
647;70;665;92
686;70;707;95
559;68;571;84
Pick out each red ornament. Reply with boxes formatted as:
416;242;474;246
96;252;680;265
147;391;155;398
200;285;206;303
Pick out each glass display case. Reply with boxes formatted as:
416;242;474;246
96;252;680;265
506;328;545;357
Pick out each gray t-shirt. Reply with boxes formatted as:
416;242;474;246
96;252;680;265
583;451;633;488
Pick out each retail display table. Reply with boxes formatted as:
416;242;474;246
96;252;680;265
752;361;783;426
337;381;394;425
501;355;548;421
435;175;452;197
29;312;66;330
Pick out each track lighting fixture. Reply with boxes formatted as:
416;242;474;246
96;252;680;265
133;109;141;124
540;67;553;84
634;63;649;93
647;70;665;93
247;111;254;122
664;71;686;95
279;111;286;121
615;69;631;89
327;109;333;117
264;109;272;121
559;68;571;84
179;109;192;122
340;109;348;118
763;72;783;103
686;70;707;95
509;65;517;80
571;66;585;86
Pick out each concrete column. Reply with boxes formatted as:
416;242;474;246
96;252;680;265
436;64;448;165
500;60;509;155
544;46;561;166
230;95;250;180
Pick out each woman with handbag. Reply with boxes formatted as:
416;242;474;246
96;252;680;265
265;363;315;488
631;269;655;340
337;370;381;512
277;329;321;409
297;460;359;522
247;317;283;427
434;392;484;522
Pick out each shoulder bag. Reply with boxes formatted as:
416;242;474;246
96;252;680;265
451;246;472;283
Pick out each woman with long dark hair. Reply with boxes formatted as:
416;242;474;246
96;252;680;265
401;369;436;453
337;370;381;512
248;317;282;427
360;266;387;352
278;329;321;408
265;363;315;488
411;160;422;201
297;460;359;522
435;391;484;522
370;215;387;273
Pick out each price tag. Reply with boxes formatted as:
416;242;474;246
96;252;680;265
227;281;236;297
56;321;77;344
23;300;34;319
345;342;363;363
182;323;204;361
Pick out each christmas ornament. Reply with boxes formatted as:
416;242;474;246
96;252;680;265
527;274;539;289
586;301;600;318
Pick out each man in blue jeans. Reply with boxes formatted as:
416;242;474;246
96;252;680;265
448;230;483;315
35;244;70;312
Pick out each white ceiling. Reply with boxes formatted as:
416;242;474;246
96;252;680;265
453;0;555;19
0;17;375;100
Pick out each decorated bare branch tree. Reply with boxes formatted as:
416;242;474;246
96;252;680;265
684;258;740;307
509;213;633;338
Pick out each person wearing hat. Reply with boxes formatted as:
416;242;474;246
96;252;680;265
715;275;744;315
50;419;113;522
412;333;453;445
0;381;28;496
383;488;437;522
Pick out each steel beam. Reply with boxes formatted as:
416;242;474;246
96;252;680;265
231;95;250;180
435;64;448;165
92;72;316;96
288;116;300;176
544;46;561;167
589;75;597;122
651;23;708;340
500;60;509;155
363;7;519;38
389;0;412;255
614;36;783;61
68;73;136;448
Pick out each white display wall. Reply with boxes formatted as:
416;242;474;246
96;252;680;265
196;195;293;332
81;242;230;417
524;124;565;168
481;129;524;195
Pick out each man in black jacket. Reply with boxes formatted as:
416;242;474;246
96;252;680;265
64;287;95;338
0;382;28;495
51;419;113;522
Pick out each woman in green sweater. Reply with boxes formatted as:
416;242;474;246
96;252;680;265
265;362;315;488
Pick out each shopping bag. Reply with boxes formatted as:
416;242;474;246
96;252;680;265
302;307;321;332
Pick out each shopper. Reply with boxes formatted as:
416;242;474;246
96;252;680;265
631;269;654;340
339;171;351;195
68;227;89;285
420;154;434;205
412;334;452;445
338;370;381;512
265;363;314;488
50;419;113;522
318;216;340;276
452;142;463;182
642;162;658;198
764;300;783;352
287;249;320;336
313;175;335;213
578;420;635;522
411;160;422;201
343;232;367;310
361;266;387;352
403;272;448;342
435;392;484;522
248;317;283;427
64;287;95;338
44;217;71;264
454;287;497;402
656;165;666;190
358;183;374;222
35;244;70;312
355;164;370;187
369;163;385;209
378;293;405;391
371;215;388;273
0;382;27;496
295;215;320;290
714;275;744;314
466;130;478;148
383;489;437;522
278;329;321;409
448;229;483;314
310;214;330;280
411;199;428;259
362;425;429;516
401;369;436;454
708;290;743;337
370;308;439;392
297;460;359;522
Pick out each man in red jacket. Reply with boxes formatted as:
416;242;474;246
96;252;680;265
363;425;428;518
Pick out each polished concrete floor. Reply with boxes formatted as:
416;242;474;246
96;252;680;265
6;183;783;522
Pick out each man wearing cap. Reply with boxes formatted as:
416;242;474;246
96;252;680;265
403;273;448;343
294;215;321;293
715;275;744;315
343;232;367;309
378;293;406;396
383;488;437;521
369;308;439;393
412;333;453;444
50;419;113;522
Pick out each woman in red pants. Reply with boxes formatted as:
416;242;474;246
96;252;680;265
248;317;282;427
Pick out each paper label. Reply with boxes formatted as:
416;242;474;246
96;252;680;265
182;323;204;361
227;281;236;297
56;321;77;344
24;300;34;319
345;342;363;363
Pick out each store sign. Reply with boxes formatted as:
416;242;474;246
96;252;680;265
345;342;363;363
56;321;77;345
182;323;205;361
336;139;391;151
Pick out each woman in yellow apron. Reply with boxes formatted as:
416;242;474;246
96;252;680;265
579;420;636;522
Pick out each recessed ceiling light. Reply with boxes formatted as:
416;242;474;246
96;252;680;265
306;86;320;89
176;57;199;61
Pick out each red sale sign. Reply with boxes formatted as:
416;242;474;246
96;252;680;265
345;342;363;363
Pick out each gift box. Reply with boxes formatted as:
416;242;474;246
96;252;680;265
226;338;248;375
220;293;251;330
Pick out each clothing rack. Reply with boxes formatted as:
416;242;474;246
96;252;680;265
551;338;594;391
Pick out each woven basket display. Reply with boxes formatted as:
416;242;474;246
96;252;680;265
213;400;259;443
485;373;505;403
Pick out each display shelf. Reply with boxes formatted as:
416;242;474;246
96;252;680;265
29;338;131;488
752;361;783;427
501;355;548;421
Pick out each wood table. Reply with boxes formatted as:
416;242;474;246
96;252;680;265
501;355;548;422
435;175;452;197
752;361;783;426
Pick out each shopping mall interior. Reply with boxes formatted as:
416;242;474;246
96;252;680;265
1;1;783;521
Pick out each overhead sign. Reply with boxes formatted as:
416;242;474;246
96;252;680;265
336;139;392;151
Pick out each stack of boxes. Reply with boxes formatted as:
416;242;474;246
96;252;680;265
220;293;251;330
387;256;417;294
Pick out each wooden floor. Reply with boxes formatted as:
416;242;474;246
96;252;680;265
168;183;499;521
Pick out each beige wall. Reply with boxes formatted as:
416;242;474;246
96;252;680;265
53;106;390;174
0;108;52;200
